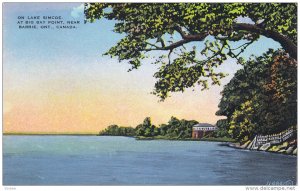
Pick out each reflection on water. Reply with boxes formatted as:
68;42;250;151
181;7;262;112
3;136;297;185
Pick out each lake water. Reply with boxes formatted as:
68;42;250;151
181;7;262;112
3;135;297;185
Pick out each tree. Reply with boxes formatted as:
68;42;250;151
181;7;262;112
159;116;198;138
135;124;145;136
166;116;180;137
229;99;258;141
215;119;230;138
135;117;157;137
99;125;136;136
85;3;296;100
158;124;168;136
217;50;297;141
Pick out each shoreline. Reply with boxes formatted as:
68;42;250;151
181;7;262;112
3;133;98;136
226;142;297;156
4;134;297;156
3;133;235;142
134;136;235;142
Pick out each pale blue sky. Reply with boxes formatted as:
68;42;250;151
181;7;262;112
3;3;282;133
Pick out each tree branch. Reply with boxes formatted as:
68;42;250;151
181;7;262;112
146;23;297;61
145;41;161;49
144;31;208;52
174;26;187;39
233;23;297;60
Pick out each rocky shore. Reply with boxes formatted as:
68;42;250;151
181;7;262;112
228;139;297;155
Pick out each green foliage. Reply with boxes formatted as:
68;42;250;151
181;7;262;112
85;3;297;100
229;99;258;141
157;116;198;139
217;50;297;141
135;117;158;137
214;119;230;138
134;116;198;138
99;125;136;136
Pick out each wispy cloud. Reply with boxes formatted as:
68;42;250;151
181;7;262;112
71;4;84;19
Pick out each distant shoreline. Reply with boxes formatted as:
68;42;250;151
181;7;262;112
3;134;296;155
3;133;98;136
134;136;235;142
3;133;234;142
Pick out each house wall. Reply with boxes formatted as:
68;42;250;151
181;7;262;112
192;130;214;139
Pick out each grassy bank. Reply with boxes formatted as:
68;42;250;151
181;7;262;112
135;135;235;142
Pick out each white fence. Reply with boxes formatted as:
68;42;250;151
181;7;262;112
253;127;295;147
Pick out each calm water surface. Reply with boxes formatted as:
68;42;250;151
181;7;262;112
3;135;297;185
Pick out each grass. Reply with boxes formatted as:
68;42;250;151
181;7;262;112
135;135;235;142
200;137;235;142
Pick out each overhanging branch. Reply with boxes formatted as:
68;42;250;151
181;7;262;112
144;23;297;60
233;23;297;60
144;31;208;52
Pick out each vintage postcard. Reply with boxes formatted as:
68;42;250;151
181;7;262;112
2;2;297;189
